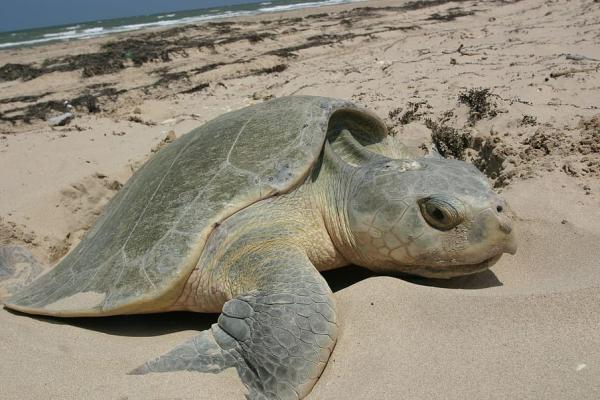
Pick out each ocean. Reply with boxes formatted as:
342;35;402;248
0;0;363;49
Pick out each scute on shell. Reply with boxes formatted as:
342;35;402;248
5;96;388;316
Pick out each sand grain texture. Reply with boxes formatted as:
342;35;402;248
1;0;599;398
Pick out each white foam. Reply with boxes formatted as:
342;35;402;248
259;0;361;13
0;29;112;49
0;0;365;49
117;11;253;31
42;30;77;39
83;27;104;34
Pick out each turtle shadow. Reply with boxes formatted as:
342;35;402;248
399;268;503;289
4;307;218;337
322;265;377;292
4;266;501;338
322;265;503;292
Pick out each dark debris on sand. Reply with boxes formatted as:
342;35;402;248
458;88;499;125
401;0;470;11
401;102;429;125
180;83;210;94
425;119;473;160
0;2;477;125
1;87;123;124
428;7;475;22
265;24;418;58
0;4;429;82
0;92;52;105
424;119;515;187
265;33;354;58
153;71;191;87
0;63;43;82
253;64;288;75
0;29;273;82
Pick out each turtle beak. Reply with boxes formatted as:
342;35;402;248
503;232;518;255
497;214;517;255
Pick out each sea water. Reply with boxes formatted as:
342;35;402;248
0;0;363;49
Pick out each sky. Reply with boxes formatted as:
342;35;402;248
0;0;263;32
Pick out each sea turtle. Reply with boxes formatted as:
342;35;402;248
2;96;516;400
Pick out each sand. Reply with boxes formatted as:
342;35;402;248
1;0;599;398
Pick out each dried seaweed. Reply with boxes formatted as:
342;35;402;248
181;83;210;94
0;92;52;104
1;87;123;123
0;63;43;82
458;88;498;125
428;8;475;21
425;119;473;160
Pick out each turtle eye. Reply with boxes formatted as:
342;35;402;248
418;196;465;231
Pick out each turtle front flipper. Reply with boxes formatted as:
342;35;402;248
132;251;338;400
0;245;44;302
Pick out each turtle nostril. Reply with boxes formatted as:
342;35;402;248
496;205;503;213
499;221;512;234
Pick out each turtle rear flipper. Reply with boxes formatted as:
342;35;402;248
0;245;44;302
128;328;238;375
131;251;338;400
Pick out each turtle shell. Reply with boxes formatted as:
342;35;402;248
5;96;387;316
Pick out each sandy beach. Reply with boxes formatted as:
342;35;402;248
1;0;599;398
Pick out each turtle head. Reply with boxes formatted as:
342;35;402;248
344;156;517;278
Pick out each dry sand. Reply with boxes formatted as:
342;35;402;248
1;0;599;398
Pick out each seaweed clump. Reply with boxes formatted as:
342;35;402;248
519;114;537;126
424;119;512;186
387;101;429;127
1;87;121;123
0;63;43;82
241;64;288;78
458;88;498;125
425;119;472;160
428;8;475;22
400;102;427;125
181;83;210;94
578;115;600;155
401;0;469;11
257;64;287;74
